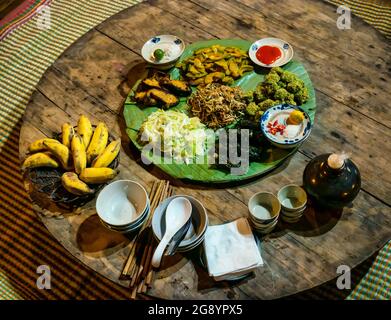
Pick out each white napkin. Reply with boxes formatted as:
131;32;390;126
203;218;263;281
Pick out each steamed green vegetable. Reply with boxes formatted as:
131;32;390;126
245;67;309;120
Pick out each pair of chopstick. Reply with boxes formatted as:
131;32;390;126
121;180;174;299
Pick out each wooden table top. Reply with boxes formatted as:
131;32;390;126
19;0;391;299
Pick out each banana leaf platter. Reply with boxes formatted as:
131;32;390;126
123;39;316;183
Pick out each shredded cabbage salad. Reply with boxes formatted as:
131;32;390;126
138;110;213;164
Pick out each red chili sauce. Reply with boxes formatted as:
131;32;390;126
256;45;282;65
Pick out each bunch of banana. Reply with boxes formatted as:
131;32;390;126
22;152;59;170
71;134;86;174
62;123;74;149
61;172;92;195
86;122;108;164
23;114;120;196
79;167;119;184
77;115;93;148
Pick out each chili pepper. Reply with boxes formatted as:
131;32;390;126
267;120;286;135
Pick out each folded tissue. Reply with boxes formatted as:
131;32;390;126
203;217;263;281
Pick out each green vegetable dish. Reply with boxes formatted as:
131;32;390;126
244;67;309;121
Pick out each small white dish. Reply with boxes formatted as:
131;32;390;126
260;104;312;149
100;209;149;234
96;180;149;227
249;37;293;68
141;35;185;69
100;203;150;230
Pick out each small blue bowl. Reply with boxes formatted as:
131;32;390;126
260;104;312;149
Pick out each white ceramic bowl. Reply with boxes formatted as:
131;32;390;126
248;192;280;234
281;214;303;223
100;202;150;230
260;104;312;149
277;185;307;212
141;35;185;69
250;220;278;234
281;206;306;217
152;195;208;251
96;180;149;227
248;192;280;223
249;37;294;68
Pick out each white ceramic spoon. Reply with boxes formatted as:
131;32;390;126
151;197;192;268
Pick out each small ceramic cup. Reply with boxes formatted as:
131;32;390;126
277;185;307;223
248;192;281;234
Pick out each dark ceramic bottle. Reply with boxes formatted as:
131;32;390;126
303;153;361;208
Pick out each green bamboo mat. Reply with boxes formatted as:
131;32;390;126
0;0;390;300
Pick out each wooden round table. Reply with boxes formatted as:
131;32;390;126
19;0;391;299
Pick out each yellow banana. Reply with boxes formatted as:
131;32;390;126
62;122;74;149
61;172;92;195
71;134;87;174
22;152;59;170
77;115;93;149
86;122;108;164
92;139;120;168
28;138;59;153
79;167;118;184
43;140;70;169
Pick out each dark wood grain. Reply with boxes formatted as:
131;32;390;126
19;0;391;299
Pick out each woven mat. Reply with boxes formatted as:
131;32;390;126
0;0;390;300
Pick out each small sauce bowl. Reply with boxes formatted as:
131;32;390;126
141;35;185;70
260;104;312;149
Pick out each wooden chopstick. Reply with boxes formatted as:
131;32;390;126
129;181;166;277
121;181;159;276
126;180;175;298
137;182;169;278
145;185;175;287
122;180;163;278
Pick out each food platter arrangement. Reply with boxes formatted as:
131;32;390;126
19;34;362;298
124;38;316;182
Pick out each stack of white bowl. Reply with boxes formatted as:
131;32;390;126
248;192;281;234
96;180;150;234
152;195;208;252
277;185;307;223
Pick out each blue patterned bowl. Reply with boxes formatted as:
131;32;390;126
141;35;185;69
260;104;312;149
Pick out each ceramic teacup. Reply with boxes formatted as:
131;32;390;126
248;192;281;233
277;185;307;211
277;185;307;223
